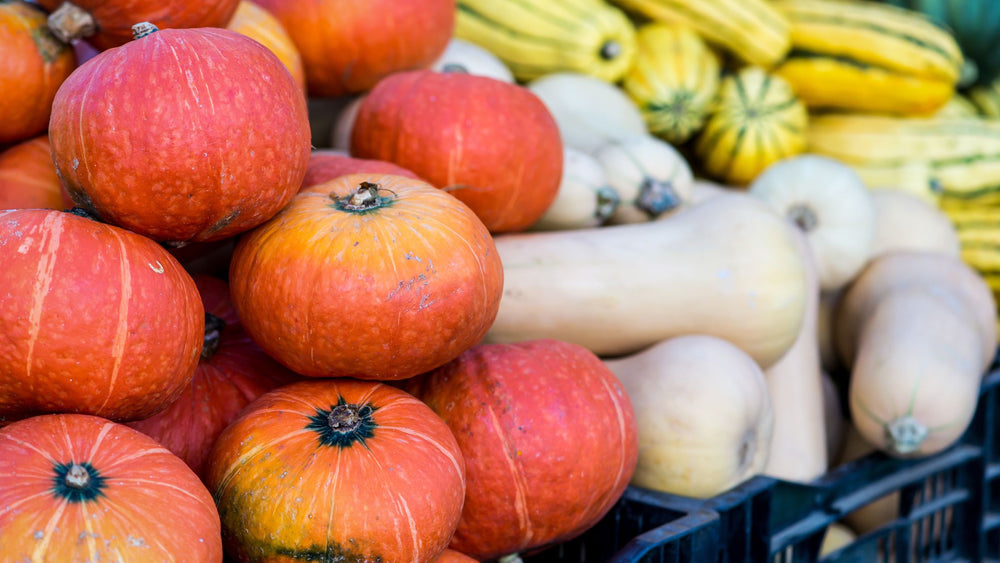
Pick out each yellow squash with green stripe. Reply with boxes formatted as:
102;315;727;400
943;206;1000;331
608;0;790;68
622;23;720;144
807;114;1000;205
773;0;964;115
455;0;637;83
694;67;808;186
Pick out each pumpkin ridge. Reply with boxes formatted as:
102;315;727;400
94;225;133;416
24;211;63;383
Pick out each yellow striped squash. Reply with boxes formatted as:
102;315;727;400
622;23;720;144
694;67;808;186
772;0;964;115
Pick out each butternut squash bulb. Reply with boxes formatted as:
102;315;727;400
605;335;774;499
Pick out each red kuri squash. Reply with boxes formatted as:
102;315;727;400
0;1;76;145
126;275;301;479
401;339;639;561
37;0;240;50
351;70;564;233
0;135;73;210
0;413;222;561
0;208;204;422
226;0;306;92
48;23;311;245
301;149;421;191
229;173;504;380
204;379;466;563
252;0;454;97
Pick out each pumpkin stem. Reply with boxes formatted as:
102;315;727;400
334;182;389;212
46;1;96;44
64;463;90;489
636;177;682;218
786;204;818;233
131;22;159;40
328;404;367;433
594;186;621;224
885;416;928;455
201;312;226;361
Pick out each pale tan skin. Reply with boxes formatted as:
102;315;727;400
531;147;620;231
485;192;808;368
605;335;773;499
869;189;961;259
593;134;694;225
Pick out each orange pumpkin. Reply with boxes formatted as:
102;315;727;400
204;379;466;563
352;70;564;233
434;549;479;562
227;0;306;92
48;24;311;245
0;413;222;561
0;1;76;144
0;208;204;421
0;135;73;210
229;173;504;380
127;275;301;479
301;150;422;190
36;0;240;50
252;0;454;97
402;339;639;560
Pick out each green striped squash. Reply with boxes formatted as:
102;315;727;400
622;23;720;145
694;67;808;186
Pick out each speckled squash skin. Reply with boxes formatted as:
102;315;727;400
0;413;222;562
401;339;640;561
48;26;311;245
252;0;454;97
301;150;422;190
228;173;504;380
0;135;73;210
227;0;306;92
35;0;240;50
127;275;301;480
0;208;204;422
0;1;76;144
204;379;466;563
350;70;564;234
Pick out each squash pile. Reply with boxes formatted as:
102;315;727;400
1;0;999;561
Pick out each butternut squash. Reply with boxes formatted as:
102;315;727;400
605;334;774;499
531;147;620;231
869;189;961;259
762;228;827;482
485;192;808;367
819;522;857;558
749;154;876;292
593;134;693;224
836;252;997;457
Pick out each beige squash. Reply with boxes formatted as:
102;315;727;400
869;189;961;258
749;154;876;292
605;334;774;499
837;252;997;457
531;147;621;231
485;192;808;367
527;72;648;154
593;134;694;224
689;178;734;204
819;522;857;557
762;228;827;482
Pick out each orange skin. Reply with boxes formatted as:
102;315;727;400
48;27;311;244
351;70;565;233
34;0;240;50
253;0;454;97
0;1;76;144
127;275;302;480
0;414;222;562
229;173;504;380
0;209;204;421
227;0;307;93
204;379;466;563
402;340;640;561
301;150;422;190
0;135;74;210
433;549;479;562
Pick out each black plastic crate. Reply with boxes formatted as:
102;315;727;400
531;362;1000;562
